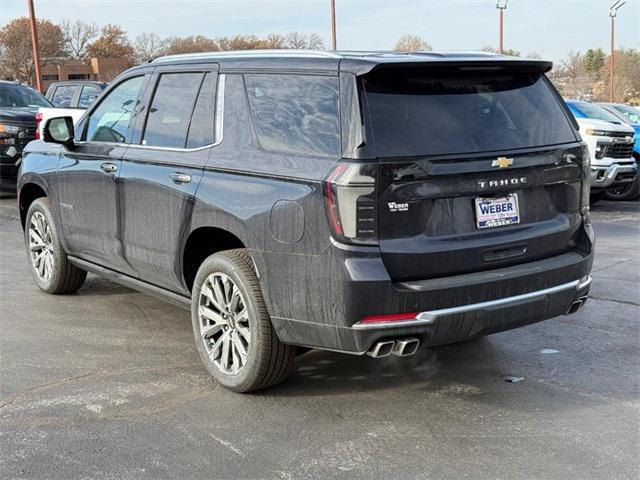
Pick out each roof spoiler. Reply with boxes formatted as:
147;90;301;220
347;59;553;76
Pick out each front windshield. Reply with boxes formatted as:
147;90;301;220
611;104;640;124
0;83;51;108
571;102;621;123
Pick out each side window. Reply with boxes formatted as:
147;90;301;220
142;72;204;148
245;74;340;156
51;85;76;108
78;85;102;108
85;76;144;143
186;73;217;148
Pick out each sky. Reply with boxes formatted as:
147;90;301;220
1;0;639;65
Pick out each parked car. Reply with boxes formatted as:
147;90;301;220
36;81;108;138
597;102;640;200
566;100;636;204
18;51;593;392
45;80;107;108
0;80;51;195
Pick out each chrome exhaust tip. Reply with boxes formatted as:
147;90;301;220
391;338;420;357
566;299;584;315
366;340;395;358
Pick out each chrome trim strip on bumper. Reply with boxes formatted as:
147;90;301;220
352;276;592;331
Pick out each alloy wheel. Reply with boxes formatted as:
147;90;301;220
198;272;251;375
28;211;54;283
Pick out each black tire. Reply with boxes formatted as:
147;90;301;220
24;197;87;294
589;191;605;205
605;176;640;201
191;249;295;393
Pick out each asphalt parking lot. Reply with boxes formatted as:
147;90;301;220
0;197;638;480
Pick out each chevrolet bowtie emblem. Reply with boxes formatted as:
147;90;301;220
492;157;514;168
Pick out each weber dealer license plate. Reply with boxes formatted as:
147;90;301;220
475;194;520;229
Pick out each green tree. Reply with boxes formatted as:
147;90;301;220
584;48;606;75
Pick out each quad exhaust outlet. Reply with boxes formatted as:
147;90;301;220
366;338;420;358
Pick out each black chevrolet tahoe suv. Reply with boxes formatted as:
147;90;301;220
18;51;594;392
1;81;51;195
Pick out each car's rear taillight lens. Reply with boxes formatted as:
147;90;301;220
34;112;42;139
324;162;378;245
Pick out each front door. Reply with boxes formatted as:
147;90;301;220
57;74;148;275
118;69;218;293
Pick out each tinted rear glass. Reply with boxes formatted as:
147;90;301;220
245;74;340;157
51;85;76;107
363;71;576;157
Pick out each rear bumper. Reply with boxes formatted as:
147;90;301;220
590;162;637;191
265;229;594;353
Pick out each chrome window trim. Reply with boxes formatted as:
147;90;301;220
75;74;226;153
352;276;592;330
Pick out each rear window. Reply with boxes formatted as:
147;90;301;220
51;85;77;108
245;74;340;157
363;71;577;157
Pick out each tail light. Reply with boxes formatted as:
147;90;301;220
323;161;378;245
34;112;43;139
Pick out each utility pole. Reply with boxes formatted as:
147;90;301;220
27;0;43;92
609;0;626;102
330;0;337;50
497;0;507;54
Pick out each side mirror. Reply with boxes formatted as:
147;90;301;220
43;116;75;149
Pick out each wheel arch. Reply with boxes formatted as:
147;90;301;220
181;225;251;293
18;181;48;229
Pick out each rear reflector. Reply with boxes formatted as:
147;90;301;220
360;312;418;324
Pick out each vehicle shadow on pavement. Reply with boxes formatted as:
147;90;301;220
261;335;566;399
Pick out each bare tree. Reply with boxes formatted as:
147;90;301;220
132;32;167;63
61;19;98;58
307;33;324;50
394;35;432;52
284;32;324;50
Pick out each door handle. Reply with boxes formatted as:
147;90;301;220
100;162;118;173
169;172;192;184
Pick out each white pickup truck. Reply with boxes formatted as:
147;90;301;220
566;100;637;203
36;81;107;138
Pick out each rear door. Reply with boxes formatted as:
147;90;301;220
118;66;218;293
361;68;583;282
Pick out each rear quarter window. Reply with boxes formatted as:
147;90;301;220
245;74;340;157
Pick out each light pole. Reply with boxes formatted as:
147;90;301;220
609;0;626;102
496;0;507;54
330;0;337;50
27;0;43;92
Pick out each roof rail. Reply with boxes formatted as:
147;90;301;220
152;49;342;63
